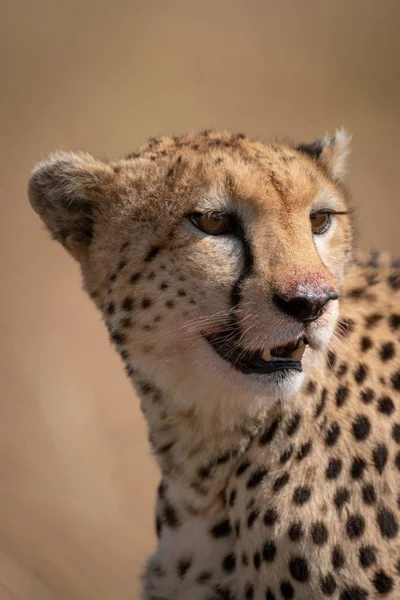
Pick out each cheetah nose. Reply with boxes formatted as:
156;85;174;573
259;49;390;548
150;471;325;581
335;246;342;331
273;290;339;323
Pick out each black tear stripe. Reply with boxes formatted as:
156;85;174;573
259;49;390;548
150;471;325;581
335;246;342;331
228;218;255;337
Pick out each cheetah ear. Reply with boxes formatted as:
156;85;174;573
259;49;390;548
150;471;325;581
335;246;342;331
296;129;352;183
28;152;117;260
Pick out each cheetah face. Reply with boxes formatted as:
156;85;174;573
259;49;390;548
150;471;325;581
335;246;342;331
29;130;354;418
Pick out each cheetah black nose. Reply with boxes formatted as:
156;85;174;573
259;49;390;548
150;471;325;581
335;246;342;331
273;290;339;322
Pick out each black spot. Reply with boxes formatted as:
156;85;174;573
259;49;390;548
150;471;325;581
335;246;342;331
141;298;152;309
280;581;294;599
245;582;254;599
334;487;350;510
373;569;394;594
111;331;126;345
130;272;141;284
263;508;278;526
293;486;311;505
325;422;341;446
253;551;261;570
165;300;174;309
247;509;259;528
177;557;192;578
121;296;134;311
247;468;268;489
320;573;337;595
392;423;400;443
365;312;383;328
273;472;289;492
337;363;348;377
214;584;233;600
327;351;337;370
315;388;328;418
289;555;309;582
236;461;250;476
379;342;395;362
340;586;368;600
118;260;126;271
265;589;276;600
106;302;115;315
360;388;375;404
391;370;400;391
160;282;168;290
347;286;366;299
222;553;236;573
372;444;388;474
164;502;180;528
280;445;293;463
306;379;317;393
377;396;395;415
234;520;240;538
262;540;277;562
388;272;400;290
360;336;373;352
196;570;212;584
377;506;398;538
259;417;281;445
120;317;132;328
211;519;232;538
388;313;400;331
288;522;303;541
326;458;342;480
145;246;161;262
351;457;367;480
241;552;249;566
138;381;153;395
352;415;371;441
177;289;186;297
311;521;329;545
335;386;349;407
286;412;301;436
359;545;376;568
354;364;368;385
395;451;400;470
229;489;237;507
346;514;365;539
331;546;345;569
362;483;376;505
297;440;312;460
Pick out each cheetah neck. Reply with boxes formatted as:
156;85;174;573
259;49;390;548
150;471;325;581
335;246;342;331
130;367;325;514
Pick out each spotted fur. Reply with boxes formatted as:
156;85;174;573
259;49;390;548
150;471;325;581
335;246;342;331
29;130;400;599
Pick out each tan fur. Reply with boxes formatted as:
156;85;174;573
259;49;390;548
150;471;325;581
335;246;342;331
29;130;400;599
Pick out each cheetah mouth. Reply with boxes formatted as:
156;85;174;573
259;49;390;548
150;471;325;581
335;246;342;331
205;333;308;375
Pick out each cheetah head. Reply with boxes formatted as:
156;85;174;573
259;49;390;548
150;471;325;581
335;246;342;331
29;130;353;426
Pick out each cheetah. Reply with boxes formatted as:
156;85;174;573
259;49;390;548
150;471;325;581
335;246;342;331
29;129;400;599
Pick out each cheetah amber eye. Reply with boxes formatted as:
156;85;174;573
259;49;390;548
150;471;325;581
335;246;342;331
310;212;331;235
189;212;233;236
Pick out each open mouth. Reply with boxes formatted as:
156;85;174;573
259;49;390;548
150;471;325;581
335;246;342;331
205;333;308;375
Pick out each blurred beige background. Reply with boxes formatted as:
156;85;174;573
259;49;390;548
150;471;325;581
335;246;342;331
1;1;399;598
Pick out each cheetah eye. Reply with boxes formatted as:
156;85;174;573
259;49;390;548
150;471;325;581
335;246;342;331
310;212;332;235
188;212;233;236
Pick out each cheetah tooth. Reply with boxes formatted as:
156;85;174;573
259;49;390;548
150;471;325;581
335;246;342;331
261;348;272;361
291;344;306;361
